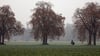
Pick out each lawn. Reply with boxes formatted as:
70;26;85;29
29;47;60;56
0;45;100;56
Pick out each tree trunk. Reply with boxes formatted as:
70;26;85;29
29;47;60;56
1;35;5;45
88;32;92;45
42;34;48;45
93;33;96;45
0;35;1;45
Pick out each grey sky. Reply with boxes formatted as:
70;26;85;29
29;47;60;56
0;0;100;28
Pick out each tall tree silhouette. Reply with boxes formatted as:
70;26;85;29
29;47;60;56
0;5;24;45
74;2;100;45
30;1;65;45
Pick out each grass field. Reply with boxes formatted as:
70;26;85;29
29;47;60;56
0;45;100;56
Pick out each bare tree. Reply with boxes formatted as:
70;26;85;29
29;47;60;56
0;5;24;45
30;1;65;45
73;2;100;45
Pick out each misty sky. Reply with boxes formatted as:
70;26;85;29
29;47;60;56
0;0;100;28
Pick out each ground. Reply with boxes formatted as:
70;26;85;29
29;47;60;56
0;45;100;56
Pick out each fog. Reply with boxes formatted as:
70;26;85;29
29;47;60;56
1;0;100;28
0;0;100;42
10;23;78;42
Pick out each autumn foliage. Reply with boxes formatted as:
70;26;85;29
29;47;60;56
30;1;65;45
0;5;24;45
74;2;100;45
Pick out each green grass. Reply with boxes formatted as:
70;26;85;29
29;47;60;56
0;45;100;56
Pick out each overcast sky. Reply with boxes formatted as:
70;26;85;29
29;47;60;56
0;0;100;28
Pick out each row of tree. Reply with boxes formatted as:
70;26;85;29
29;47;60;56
74;2;100;45
0;1;65;45
0;1;100;45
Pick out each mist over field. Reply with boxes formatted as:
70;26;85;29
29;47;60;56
9;23;75;41
0;0;100;43
0;1;100;56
